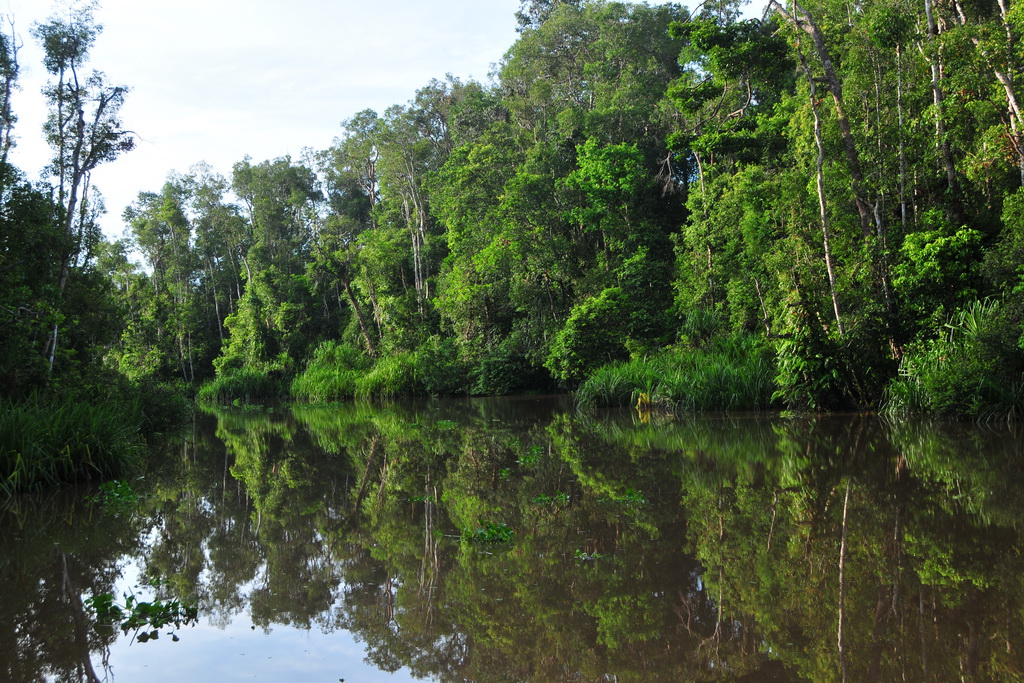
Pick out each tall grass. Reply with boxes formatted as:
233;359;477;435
197;367;286;404
576;334;776;411
291;341;370;402
1;393;146;497
291;342;422;401
354;351;421;399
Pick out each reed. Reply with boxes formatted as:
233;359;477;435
197;368;285;404
291;341;371;402
1;393;146;497
576;335;776;411
354;351;421;399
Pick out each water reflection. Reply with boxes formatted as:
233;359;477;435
2;399;1023;681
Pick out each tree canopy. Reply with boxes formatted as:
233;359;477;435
1;0;1023;418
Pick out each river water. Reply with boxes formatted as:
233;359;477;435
2;396;1023;681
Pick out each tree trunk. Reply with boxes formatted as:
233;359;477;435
342;277;378;358
920;0;958;191
770;0;874;238
799;47;845;335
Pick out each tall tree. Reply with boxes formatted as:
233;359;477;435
32;3;134;372
0;17;20;166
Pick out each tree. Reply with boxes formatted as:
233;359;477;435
214;156;321;373
310;112;381;357
32;3;134;373
0;17;20;165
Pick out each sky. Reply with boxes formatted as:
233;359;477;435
3;0;757;242
2;0;525;238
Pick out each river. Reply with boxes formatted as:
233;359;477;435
2;396;1023;681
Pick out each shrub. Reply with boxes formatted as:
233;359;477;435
471;343;546;396
883;299;1024;419
415;336;471;395
546;287;630;384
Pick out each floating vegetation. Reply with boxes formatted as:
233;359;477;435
86;584;198;644
533;491;570;506
464;520;514;543
574;549;605;561
517;445;544;467
85;479;142;513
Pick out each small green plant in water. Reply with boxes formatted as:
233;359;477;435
85;587;198;643
575;549;605;561
408;495;434;503
517;445;543;467
533;491;570;506
435;419;458;431
465;520;514;543
86;479;141;513
600;488;647;507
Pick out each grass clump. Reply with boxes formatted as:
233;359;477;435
354;351;420;399
291;341;370;401
1;392;147;497
197;366;286;404
293;343;423;401
577;333;776;411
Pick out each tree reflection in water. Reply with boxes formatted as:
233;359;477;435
2;398;1023;681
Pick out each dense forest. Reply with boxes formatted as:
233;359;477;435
3;0;1024;490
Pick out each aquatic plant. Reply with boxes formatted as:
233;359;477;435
517;445;544;467
574;549;605;561
86;587;198;643
464;520;514;543
533;491;570;506
290;341;369;401
86;479;142;513
354;351;421;399
0;393;146;497
577;334;776;411
197;367;286;403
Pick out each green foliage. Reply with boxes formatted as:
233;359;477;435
577;333;776;411
464;520;515;544
354;351;421;399
574;548;603;561
86;586;199;643
471;340;546;396
197;365;287;404
0;392;147;497
10;0;1024;423
547;287;630;384
884;299;1024;419
291;340;370;401
414;336;472;395
773;328;855;411
86;479;141;513
0;165;65;396
894;217;985;325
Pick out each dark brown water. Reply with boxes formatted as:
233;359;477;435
3;397;1023;681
